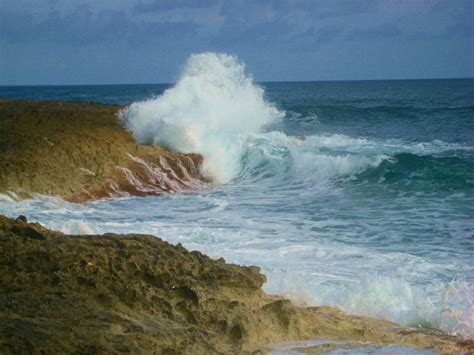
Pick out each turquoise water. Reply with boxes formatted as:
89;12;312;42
1;77;473;338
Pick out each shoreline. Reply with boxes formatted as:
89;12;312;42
1;215;472;353
0;98;472;352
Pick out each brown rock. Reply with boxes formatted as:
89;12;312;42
0;100;206;202
0;215;471;354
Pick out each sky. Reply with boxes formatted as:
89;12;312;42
0;0;472;85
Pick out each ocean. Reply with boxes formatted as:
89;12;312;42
1;54;473;338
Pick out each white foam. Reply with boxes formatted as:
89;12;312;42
121;52;284;183
60;220;97;235
0;193;17;202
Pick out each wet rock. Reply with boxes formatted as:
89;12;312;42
16;215;27;223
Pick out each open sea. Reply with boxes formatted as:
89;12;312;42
1;54;473;338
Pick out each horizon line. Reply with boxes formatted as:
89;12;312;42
0;76;473;87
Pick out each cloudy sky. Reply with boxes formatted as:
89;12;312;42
0;0;472;85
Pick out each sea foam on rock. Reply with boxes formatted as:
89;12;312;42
121;52;284;183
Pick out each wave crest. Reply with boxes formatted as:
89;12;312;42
121;52;284;183
121;53;472;190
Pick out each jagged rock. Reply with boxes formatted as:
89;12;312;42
0;100;205;202
0;215;471;354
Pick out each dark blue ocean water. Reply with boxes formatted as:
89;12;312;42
1;78;473;337
2;79;473;144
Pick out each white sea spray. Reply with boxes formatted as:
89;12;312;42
121;52;284;183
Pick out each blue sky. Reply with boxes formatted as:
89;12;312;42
0;0;472;84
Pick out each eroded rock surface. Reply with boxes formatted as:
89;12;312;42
0;100;205;202
0;216;472;354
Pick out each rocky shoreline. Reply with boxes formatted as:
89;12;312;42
0;99;472;353
1;215;472;353
0;99;205;202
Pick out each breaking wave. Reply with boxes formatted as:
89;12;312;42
121;52;283;183
121;52;472;191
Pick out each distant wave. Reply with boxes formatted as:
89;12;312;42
296;105;474;127
355;153;474;191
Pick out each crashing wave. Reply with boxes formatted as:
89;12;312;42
120;52;284;183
